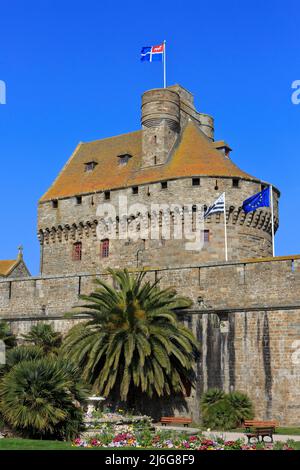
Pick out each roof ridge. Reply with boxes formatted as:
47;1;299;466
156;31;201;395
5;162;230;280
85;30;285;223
39;142;84;202
82;129;142;146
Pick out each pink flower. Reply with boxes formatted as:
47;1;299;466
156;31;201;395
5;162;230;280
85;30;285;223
201;439;214;446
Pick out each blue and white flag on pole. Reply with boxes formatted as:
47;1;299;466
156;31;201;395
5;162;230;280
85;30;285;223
204;193;225;219
140;43;164;62
242;187;270;213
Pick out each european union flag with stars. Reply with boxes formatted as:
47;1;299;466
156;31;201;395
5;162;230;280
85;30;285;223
242;187;270;213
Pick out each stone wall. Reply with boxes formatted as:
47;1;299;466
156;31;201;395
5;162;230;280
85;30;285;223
0;256;299;425
38;176;279;275
8;260;31;278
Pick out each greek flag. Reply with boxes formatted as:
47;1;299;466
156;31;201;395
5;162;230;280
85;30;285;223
204;193;225;219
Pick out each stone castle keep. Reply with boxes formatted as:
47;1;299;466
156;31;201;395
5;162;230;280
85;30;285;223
0;85;299;424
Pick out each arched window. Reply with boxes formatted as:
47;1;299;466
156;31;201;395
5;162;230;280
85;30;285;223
101;239;109;258
72;242;82;261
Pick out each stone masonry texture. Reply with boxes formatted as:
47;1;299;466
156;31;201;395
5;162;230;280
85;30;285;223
1;257;300;425
0;84;298;426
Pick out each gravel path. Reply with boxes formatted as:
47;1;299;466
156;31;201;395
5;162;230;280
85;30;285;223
154;425;300;442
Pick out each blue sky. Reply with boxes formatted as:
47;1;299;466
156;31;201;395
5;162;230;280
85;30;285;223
0;0;299;274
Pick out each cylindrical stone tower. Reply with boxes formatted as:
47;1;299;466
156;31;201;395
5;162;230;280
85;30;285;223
141;88;180;131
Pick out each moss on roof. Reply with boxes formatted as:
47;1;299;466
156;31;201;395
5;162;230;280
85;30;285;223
40;120;258;202
0;260;18;277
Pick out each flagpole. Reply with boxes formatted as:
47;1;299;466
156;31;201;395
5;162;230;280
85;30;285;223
163;40;167;88
224;193;228;261
270;185;275;257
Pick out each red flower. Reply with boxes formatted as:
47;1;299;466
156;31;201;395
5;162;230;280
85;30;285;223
201;439;214;446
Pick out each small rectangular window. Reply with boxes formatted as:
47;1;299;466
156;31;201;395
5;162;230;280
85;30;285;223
72;242;82;261
101;239;109;258
52;200;58;209
85;161;97;172
203;229;210;243
232;178;239;188
104;191;110;200
76;196;82;205
118;154;132;166
161;181;168;190
132;186;138;195
192;177;200;186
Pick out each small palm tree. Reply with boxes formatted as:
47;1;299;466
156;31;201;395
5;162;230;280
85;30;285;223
0;321;16;349
5;345;44;370
0;357;89;439
23;323;62;355
227;391;254;425
201;389;254;430
62;269;200;402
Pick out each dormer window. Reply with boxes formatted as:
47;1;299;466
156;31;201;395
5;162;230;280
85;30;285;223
85;161;97;172
118;154;132;166
212;141;232;158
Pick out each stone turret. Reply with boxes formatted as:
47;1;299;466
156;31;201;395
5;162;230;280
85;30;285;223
141;88;180;167
141;85;214;168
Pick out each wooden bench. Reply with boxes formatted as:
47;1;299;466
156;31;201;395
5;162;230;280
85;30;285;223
243;420;278;443
160;416;192;427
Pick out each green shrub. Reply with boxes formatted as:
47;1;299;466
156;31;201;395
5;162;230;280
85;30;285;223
201;388;225;408
0;357;89;439
227;391;254;425
5;345;44;369
22;324;62;355
0;321;16;349
201;389;254;430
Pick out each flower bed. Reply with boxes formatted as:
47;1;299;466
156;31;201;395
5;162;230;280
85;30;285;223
73;432;296;450
84;409;153;430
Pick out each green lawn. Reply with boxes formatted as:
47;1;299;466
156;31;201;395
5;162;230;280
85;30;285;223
276;427;300;436
233;427;300;436
0;439;84;450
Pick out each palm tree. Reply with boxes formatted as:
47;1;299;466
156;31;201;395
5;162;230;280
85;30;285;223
0;357;89;439
62;269;200;402
0;321;16;349
22;323;62;355
5;345;44;370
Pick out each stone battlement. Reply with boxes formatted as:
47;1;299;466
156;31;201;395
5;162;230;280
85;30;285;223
0;255;299;318
1;255;300;426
